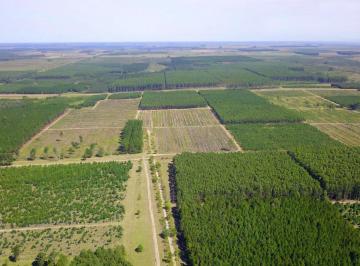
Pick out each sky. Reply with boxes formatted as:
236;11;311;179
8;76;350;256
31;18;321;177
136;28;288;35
0;0;359;43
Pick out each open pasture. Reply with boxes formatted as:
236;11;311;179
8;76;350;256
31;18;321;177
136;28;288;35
19;128;120;160
257;90;360;123
311;123;360;146
52;99;139;129
153;126;237;153
139;108;219;128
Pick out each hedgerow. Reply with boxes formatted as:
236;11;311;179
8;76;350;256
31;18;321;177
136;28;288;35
200;89;304;123
108;92;142;99
119;120;143;153
0;161;132;227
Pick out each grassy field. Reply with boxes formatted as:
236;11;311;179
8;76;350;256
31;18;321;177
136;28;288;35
19;128;120;160
19;99;139;160
52;99;139;129
257;90;360;123
311;123;360;146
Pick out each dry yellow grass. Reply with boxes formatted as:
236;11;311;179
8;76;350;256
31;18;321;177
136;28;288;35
311;123;360;146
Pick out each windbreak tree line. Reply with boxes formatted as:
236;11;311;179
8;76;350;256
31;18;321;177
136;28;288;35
119;120;143;154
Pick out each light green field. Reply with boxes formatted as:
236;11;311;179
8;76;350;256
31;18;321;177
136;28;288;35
257;90;360;123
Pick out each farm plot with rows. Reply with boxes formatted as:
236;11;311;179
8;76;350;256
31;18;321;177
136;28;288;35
140;108;238;153
174;152;360;265
201;89;304;123
153;126;237;153
227;123;342;151
139;108;219;128
311;123;360;146
140;90;207;109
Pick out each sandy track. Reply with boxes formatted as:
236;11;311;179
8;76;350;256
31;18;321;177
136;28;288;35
0;221;122;233
143;157;161;266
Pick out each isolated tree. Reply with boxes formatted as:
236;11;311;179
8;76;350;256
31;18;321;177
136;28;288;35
10;245;20;262
79;135;83;143
28;148;36;161
135;244;144;253
96;147;104;157
43;146;49;159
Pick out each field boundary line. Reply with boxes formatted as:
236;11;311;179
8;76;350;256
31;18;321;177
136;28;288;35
48;126;123;131
151;125;221;129
92;94;109;110
0;221;122;233
143;157;161;266
219;124;243;152
309;122;360;125
20;109;72;150
303;89;341;106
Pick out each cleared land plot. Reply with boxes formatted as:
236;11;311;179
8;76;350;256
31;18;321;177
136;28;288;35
258;90;360;123
312;123;360;146
153;126;237;153
140;90;207;109
52;99;139;129
139;108;219;128
19;128;120;160
227;123;342;151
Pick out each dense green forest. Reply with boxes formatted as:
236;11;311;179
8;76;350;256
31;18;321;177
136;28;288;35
174;152;360;265
291;147;360;199
119;120;143;153
200;89;304;123
0;161;132;226
140;90;207;109
227;123;342;150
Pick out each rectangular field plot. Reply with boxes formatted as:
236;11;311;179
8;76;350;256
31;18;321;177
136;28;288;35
227;123;342;151
140;90;207;109
201;89;304;123
19;128;120;160
311;123;360;146
258;90;360;123
139;108;219;127
153;126;237;153
0;162;131;227
52;99;139;129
